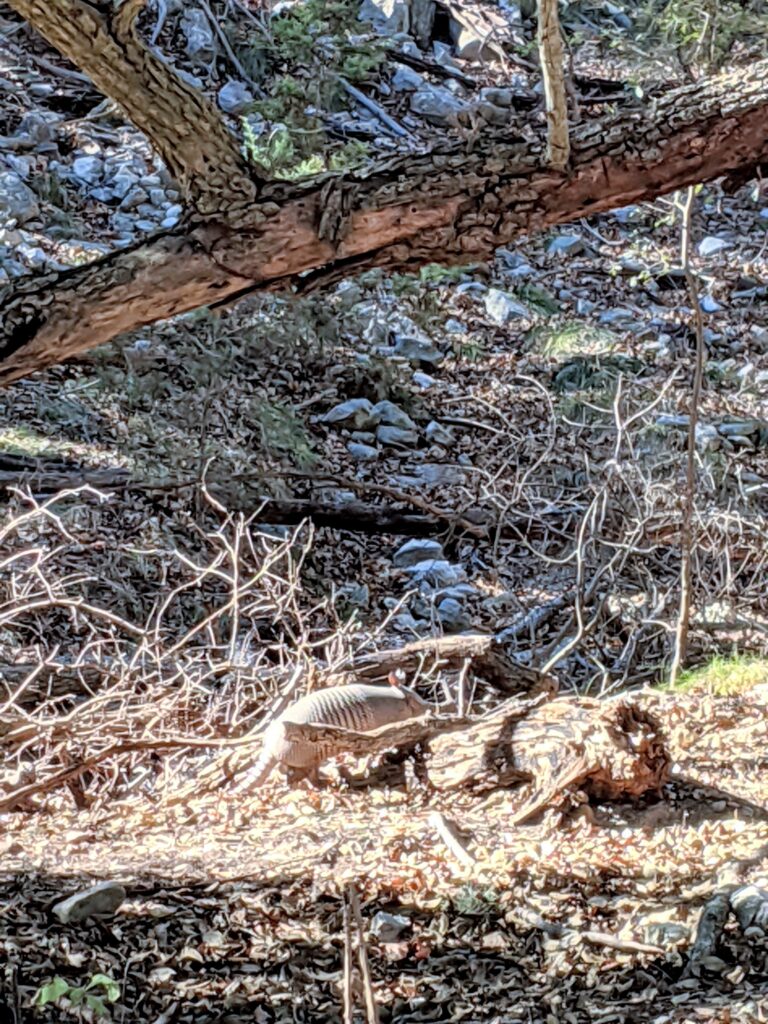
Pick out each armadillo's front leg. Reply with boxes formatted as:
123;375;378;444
230;753;277;794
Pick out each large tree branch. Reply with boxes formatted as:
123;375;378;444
2;59;768;385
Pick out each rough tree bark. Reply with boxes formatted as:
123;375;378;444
2;1;768;386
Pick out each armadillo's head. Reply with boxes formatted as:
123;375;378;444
388;669;429;715
401;685;431;715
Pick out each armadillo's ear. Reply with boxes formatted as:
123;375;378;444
388;668;407;688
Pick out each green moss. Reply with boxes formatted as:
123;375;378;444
0;425;65;457
661;654;768;695
527;322;621;359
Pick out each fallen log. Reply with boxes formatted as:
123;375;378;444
278;690;669;819
332;633;557;697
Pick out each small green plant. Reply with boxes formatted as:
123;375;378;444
234;0;383;177
28;168;71;209
249;398;317;468
517;282;560;315
453;337;485;363
33;974;120;1018
451;882;502;916
242;118;366;180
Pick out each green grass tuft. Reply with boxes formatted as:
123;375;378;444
661;654;768;695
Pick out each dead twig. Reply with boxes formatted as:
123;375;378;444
347;885;379;1024
429;810;477;868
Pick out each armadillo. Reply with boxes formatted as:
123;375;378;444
239;678;429;789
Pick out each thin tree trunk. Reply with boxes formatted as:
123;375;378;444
537;0;570;170
669;186;707;686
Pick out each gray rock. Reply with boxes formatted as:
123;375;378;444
484;288;529;324
437;597;471;632
72;155;103;184
700;294;722;313
112;212;139;233
606;2;632;28
656;414;690;428
412;371;437;388
415;463;466;485
17;243;47;268
392;611;424;631
425;421;456;447
454;281;487;297
477;101;509;126
698;236;731;257
613;205;642;224
410;83;467;125
377;424;419;446
547;234;584;255
393;538;444;568
392;65;425;92
136;203;162;219
18;110;60;144
450;20;493;61
433;41;460;70
496;248;528;270
110;172;139;199
370;911;410;941
2;154;33;179
336;581;370;610
371;400;416;429
347;441;379;461
749;325;768;353
177;68;204;90
149;187;167;206
393;333;444;364
718;418;761;437
0;171;39;225
218;80;254;115
52;882;126;924
120;186;149;210
359;0;411;35
695;423;720;451
480;87;515;107
405;559;466;587
135;219;158;232
321;397;374;428
181;8;216;61
444;318;465;334
599;308;636;325
440;583;479;600
336;280;363;308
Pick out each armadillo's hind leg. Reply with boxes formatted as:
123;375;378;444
286;764;324;788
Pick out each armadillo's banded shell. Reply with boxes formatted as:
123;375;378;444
262;682;428;770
